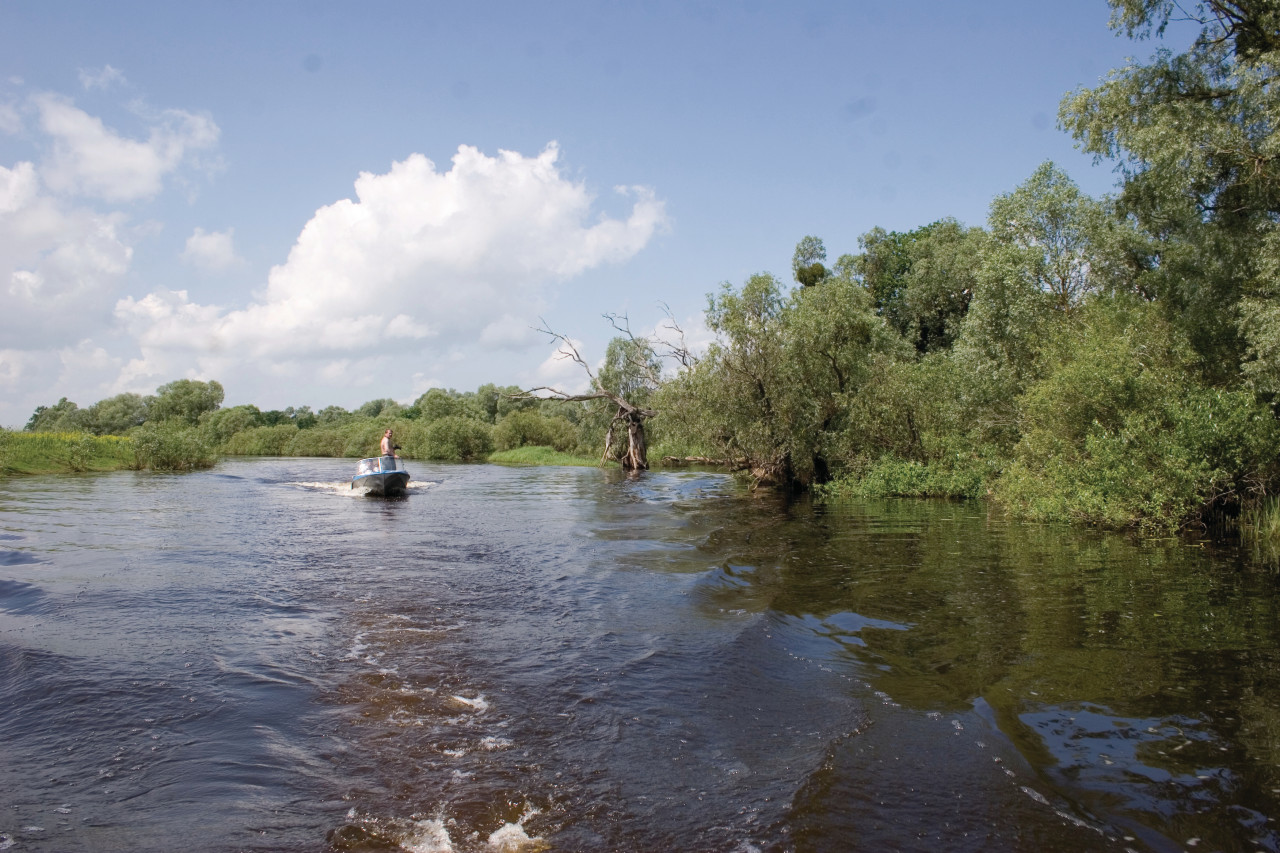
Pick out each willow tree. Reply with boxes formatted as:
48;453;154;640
656;271;908;487
1060;0;1280;378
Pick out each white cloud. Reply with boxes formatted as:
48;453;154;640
119;143;667;366
34;93;218;202
0;92;221;363
530;338;594;395
79;65;127;91
181;226;240;271
0;163;134;347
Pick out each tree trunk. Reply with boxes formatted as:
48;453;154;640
604;406;649;471
623;410;648;470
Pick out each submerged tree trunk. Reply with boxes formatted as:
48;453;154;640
603;406;649;470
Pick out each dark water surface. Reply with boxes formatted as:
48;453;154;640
1;459;1279;852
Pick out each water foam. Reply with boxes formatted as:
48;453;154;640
487;821;547;852
401;818;454;853
451;694;489;713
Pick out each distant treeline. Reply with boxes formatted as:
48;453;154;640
13;378;620;473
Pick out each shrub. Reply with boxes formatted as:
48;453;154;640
131;422;218;471
220;424;299;456
493;411;577;452
995;300;1280;532
425;416;493;461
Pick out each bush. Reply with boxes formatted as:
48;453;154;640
425;416;493;461
131;422;218;471
821;454;993;500
995;300;1280;532
220;424;300;456
493;411;578;452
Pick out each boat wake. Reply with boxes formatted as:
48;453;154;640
288;480;435;497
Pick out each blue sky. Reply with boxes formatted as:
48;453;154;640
0;1;1167;427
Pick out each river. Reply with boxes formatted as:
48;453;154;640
1;458;1278;852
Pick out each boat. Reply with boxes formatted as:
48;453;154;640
351;455;410;496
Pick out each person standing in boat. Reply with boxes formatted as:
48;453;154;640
380;428;398;458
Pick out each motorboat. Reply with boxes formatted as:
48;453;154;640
351;455;410;496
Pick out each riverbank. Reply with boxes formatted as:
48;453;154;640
0;434;609;478
0;430;137;475
486;446;608;467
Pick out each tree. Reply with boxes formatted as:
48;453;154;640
84;393;149;435
1060;0;1280;375
659;271;905;486
517;312;691;471
356;398;402;419
986;163;1121;313
792;235;829;287
150;379;225;425
25;397;81;432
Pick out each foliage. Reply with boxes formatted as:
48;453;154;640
356;398;404;419
995;299;1280;532
792;235;829;287
150;379;225;425
0;430;137;475
658;271;907;486
851;219;984;353
1059;0;1280;375
83;393;150;435
220;424;300;456
412;388;464;423
130;422;218;472
25;397;81;432
424;416;494;462
819;454;991;500
492;411;578;452
487;446;605;467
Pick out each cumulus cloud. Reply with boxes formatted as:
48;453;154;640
118;143;667;369
0;91;221;362
181;226;240;271
35;93;218;202
0;161;134;347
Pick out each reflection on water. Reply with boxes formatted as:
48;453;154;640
0;459;1278;851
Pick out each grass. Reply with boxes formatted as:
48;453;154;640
487;446;610;467
1241;496;1280;567
0;430;138;475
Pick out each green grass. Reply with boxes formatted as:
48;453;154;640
1241;496;1280;567
0;430;137;475
487;446;609;467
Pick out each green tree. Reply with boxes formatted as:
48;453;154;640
25;397;82;432
659;271;905;486
356;398;403;419
316;405;351;425
83;393;149;435
986;162;1125;313
150;379;225;425
412;388;462;423
200;404;263;445
792;235;829;287
1060;0;1280;375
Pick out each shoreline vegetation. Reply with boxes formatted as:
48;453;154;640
9;6;1280;554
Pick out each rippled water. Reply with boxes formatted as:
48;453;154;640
1;459;1278;852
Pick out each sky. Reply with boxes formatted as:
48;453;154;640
0;1;1176;428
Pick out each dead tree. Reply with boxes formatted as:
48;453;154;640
515;312;694;471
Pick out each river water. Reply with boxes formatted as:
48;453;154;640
1;459;1278;852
